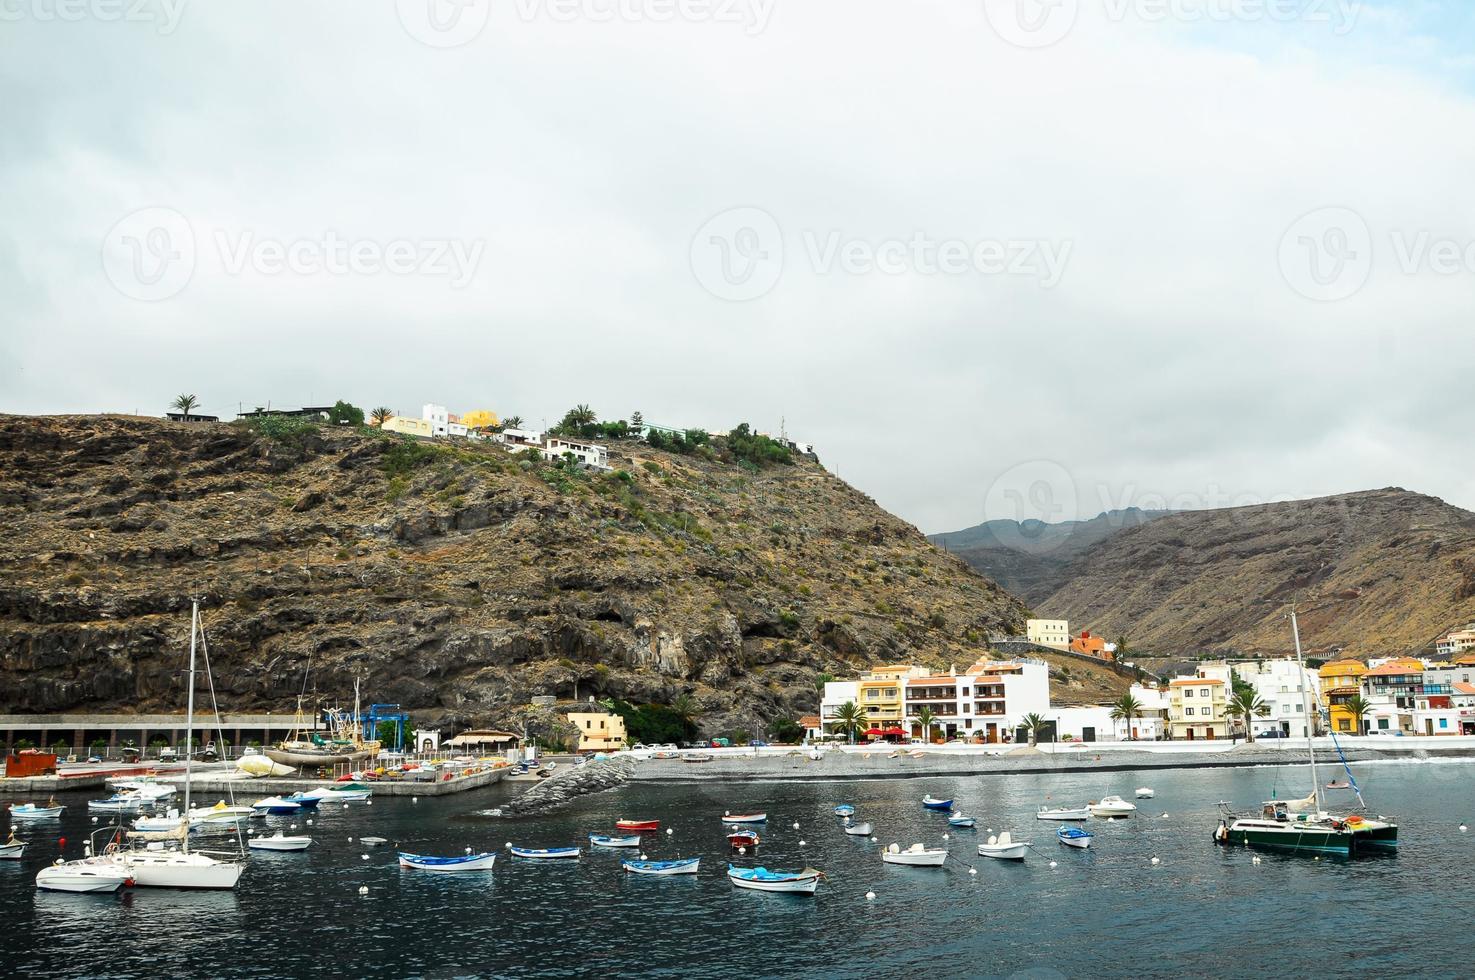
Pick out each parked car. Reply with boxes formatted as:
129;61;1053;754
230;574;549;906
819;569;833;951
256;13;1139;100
1257;730;1289;739
750;740;768;748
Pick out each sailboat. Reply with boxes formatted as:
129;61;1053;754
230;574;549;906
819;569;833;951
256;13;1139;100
86;601;247;889
1214;608;1398;856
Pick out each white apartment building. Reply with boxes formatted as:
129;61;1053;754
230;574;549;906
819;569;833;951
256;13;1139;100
1231;659;1322;738
819;680;860;738
494;427;545;449
542;437;611;471
1436;625;1475;658
1026;619;1070;651
1113;683;1169;741
902;659;1050;744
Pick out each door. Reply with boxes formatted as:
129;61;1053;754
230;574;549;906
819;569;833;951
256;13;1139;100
1186;728;1195;740
1082;726;1096;743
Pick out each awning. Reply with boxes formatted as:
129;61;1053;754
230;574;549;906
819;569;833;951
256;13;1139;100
864;728;885;736
882;727;906;736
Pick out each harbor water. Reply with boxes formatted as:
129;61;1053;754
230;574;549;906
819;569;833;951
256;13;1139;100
3;761;1472;978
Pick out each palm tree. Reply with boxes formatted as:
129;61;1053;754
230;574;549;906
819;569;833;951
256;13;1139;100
1114;634;1131;661
1020;712;1046;747
915;706;938;744
502;415;523;430
170;393;199;420
1109;692;1144;740
833;701;868;745
1343;695;1373;735
370;406;393;427
812;672;835;706
670;693;700;738
567;404;596;427
1227;690;1271;743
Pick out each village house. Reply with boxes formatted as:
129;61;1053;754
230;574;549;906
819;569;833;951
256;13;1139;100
1231;659;1321;738
1168;665;1231;740
1025;619;1070;651
1436;624;1475;658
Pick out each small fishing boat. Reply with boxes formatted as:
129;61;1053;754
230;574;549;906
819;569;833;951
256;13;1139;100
398;851;497;872
623;857;700;876
248;833;312;852
727;864;822;894
614;819;660;832
921;796;953;811
1135;787;1155;799
977;832;1031;860
8;802;64;820
301;785;372;803
882;843;947;866
282;792;322;809
35;864;133;894
948;815;976;828
1037;804;1090;821
842;822;873;837
728;830;760;849
251;797;303;815
589;834;642;849
87;793;158;814
833;804;856;817
1057;826;1093;849
1326;780;1350;790
1089;796;1138;818
359;836;389;846
510;846;581;860
0;839;27;860
722;812;767;824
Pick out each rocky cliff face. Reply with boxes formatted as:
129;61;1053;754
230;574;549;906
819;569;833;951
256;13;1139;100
1029;489;1475;658
0;415;1033;734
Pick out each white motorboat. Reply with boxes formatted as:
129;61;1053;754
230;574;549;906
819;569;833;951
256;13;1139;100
9;802;65;820
88;793;160;814
843;822;874;837
35;863;133;894
1135;787;1155;799
300;786;372;803
134;803;252;834
720;812;768;824
1089;796;1138;817
251;796;303;815
1037;804;1090;821
881;843;947;867
1;839;27;860
977;832;1032;861
248;833;312;852
108;779;177;800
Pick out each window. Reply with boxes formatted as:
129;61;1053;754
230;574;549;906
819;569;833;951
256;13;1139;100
1185;689;1195;698
1185;707;1195;716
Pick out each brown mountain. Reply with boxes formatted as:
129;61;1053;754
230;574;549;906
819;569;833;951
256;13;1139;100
0;414;1053;734
1030;489;1475;658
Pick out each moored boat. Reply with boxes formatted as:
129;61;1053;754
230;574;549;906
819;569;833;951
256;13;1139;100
0;838;26;860
842;822;873;837
1089;796;1138;818
8;801;65;820
623;857;700;876
589;834;642;848
948;815;976;828
614;819;660;832
510;846;581;860
35;864;133;894
832;804;856;817
398;851;497;872
248;833;312;852
251;796;303;816
1057;826;1093;849
727;830;761;849
282;792;322;809
921;796;953;811
881;843;947;866
1037;804;1090;821
721;812;767;824
977;832;1031;860
1136;787;1155;799
727;864;822;894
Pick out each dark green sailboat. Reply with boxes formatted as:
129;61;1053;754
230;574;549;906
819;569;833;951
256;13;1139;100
1214;608;1398;856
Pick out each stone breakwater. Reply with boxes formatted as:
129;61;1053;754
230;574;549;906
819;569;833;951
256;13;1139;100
501;758;636;817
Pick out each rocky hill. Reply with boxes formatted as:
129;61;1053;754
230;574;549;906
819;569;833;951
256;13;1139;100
0;414;1063;735
930;508;1170;603
1029;489;1475;658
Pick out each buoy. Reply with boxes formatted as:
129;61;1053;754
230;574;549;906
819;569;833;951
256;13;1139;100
307;820;314;826
1151;857;1160;866
366;800;372;807
799;840;807;846
412;797;418;803
968;867;977;875
465;847;472;854
361;854;369;860
58;837;66;848
358;885;369;896
987;828;994;834
290;824;298;831
348;837;354;843
1460;824;1468;833
869;837;877;843
724;810;730;816
666;828;673;836
505;842;512;849
640;853;648;859
738;846;746;855
1049;861;1057;869
792;822;800;830
1252;856;1261;865
91;817;98;824
942;833;950;841
865;891;876;900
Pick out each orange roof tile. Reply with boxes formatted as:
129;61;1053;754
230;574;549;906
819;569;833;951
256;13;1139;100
1170;678;1224;686
906;676;959;685
1365;662;1424;677
798;715;821;728
1453;683;1475;696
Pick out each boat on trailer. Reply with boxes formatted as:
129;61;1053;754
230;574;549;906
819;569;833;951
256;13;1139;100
727;864;822;894
623;857;700;876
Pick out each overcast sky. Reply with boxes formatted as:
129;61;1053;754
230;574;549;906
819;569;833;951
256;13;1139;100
3;0;1473;534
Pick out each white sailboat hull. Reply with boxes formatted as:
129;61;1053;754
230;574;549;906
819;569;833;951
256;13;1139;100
36;865;132;893
97;851;245;889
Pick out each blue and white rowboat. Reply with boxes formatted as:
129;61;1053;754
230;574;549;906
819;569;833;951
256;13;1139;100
948;815;976;828
832;805;856;817
721;812;767;824
727;864;822;894
1057;826;1094;849
398;851;497;872
623;857;700;876
510;846;581;860
921;796;953;811
589;834;642;848
8;803;64;820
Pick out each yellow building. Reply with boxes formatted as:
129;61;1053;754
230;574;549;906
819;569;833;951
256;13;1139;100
1318;659;1369;734
381;416;434;438
1168;677;1228;740
1026;619;1070;650
567;709;626;753
460;409;499;431
858;664;927;737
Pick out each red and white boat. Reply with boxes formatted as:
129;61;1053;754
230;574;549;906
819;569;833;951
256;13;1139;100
728;830;760;849
721;812;767;824
614;819;660;832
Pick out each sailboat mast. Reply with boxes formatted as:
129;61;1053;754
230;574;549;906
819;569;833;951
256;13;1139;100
183;598;198;850
1289;606;1323;813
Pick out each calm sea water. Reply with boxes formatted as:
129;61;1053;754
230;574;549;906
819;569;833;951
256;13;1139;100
2;761;1472;978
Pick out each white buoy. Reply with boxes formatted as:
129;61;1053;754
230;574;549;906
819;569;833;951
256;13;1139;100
799;840;807;846
290;824;298;831
1151;857;1160;865
792;822;800;830
1460;824;1468;833
724;810;730;816
307;820;314;826
870;837;877;843
505;842;512;849
361;854;369;860
465;847;472;854
987;828;994;834
640;853;648;859
942;833;950;841
968;867;977;875
865;891;876;901
412;797;418;804
344;805;350;810
666;828;673;836
366;800;372;807
1049;861;1058;869
738;846;746;855
91;817;98;824
1252;856;1261;865
348;837;354;843
358;885;369;896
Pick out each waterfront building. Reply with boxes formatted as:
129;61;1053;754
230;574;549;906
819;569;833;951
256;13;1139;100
1111;683;1169;741
1318;660;1369;734
1168;669;1229;740
798;715;822;741
858;665;927;737
901;659;1050;744
1362;658;1429;735
819;680;861;738
566;708;627;752
1232;659;1321;738
1026;619;1070;650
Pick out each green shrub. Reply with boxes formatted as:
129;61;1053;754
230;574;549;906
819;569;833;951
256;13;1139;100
236;415;321;445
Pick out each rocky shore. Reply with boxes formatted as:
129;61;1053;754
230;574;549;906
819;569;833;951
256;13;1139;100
499;757;636;817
